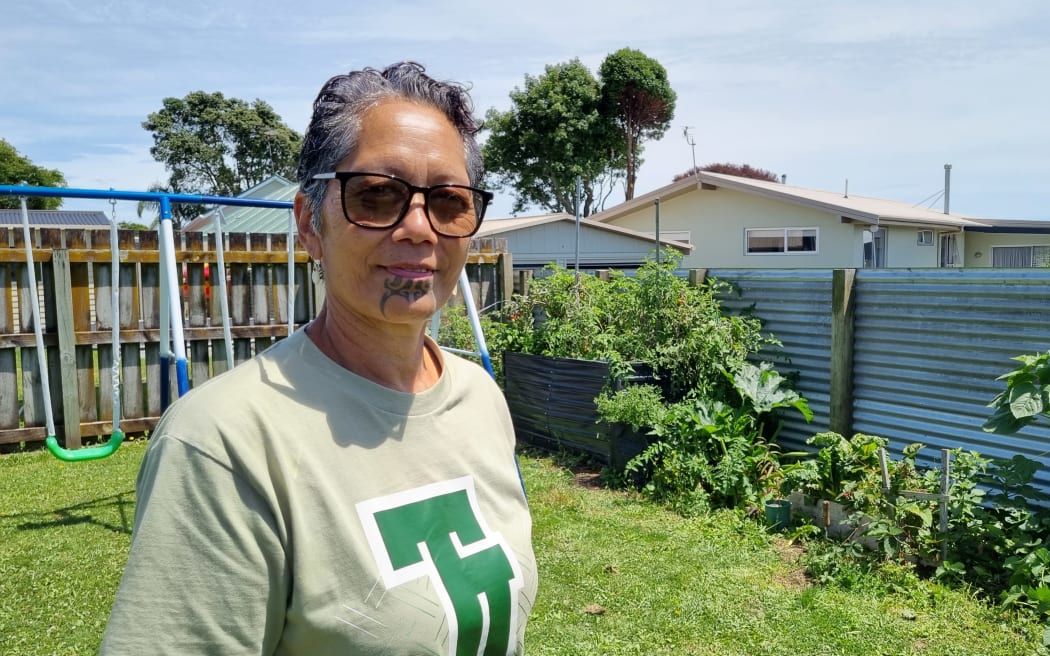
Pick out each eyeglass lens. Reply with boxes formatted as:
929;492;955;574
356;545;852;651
342;175;480;236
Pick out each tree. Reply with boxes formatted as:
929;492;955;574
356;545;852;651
673;163;781;183
143;91;302;225
483;59;625;217
599;48;676;201
0;139;66;209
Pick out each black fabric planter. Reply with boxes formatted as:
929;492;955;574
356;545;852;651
502;351;656;467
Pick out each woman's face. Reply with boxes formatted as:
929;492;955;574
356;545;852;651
296;99;472;333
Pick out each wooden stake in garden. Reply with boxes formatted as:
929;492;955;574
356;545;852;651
878;447;952;563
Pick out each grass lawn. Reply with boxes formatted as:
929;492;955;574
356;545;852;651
1;441;1045;655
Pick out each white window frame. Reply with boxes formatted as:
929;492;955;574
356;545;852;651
744;227;819;255
991;244;1050;268
863;227;888;268
939;232;961;267
917;230;934;246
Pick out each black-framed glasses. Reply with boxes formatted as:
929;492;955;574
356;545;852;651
312;171;493;238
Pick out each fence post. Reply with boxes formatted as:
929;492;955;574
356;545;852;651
498;252;513;309
51;249;82;449
830;268;856;436
688;269;708;286
516;269;532;297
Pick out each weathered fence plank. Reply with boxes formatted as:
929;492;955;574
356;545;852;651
121;343;144;420
52;250;83;449
0;263;14;430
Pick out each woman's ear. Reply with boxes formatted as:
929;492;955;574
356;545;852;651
294;192;323;261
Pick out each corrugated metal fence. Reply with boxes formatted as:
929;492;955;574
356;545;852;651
711;267;1050;489
850;269;1050;480
712;269;833;453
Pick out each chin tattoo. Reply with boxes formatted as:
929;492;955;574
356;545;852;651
380;276;432;315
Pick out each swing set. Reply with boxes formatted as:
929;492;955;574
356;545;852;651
0;183;494;462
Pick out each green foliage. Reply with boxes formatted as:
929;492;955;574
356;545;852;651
726;362;812;428
595;384;665;432
493;250;770;400
142;91;302;226
787;432;1050;621
780;432;886;501
483;59;624;216
985;350;1050;434
598;48;676;200
624;363;812;513
0;138;66;209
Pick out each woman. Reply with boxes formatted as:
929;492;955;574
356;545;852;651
101;62;537;655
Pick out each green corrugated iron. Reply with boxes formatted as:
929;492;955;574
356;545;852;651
186;175;298;234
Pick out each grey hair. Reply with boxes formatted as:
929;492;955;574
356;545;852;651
297;61;484;233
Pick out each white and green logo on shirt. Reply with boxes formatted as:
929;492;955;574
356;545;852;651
357;477;525;656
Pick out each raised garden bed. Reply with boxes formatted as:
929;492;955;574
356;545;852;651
503;351;655;469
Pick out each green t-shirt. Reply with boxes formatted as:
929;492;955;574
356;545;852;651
101;330;537;655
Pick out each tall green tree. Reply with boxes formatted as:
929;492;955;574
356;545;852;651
0;139;66;209
483;59;625;217
143;91;302;225
599;48;676;201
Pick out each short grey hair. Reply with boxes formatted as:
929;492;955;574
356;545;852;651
297;61;484;233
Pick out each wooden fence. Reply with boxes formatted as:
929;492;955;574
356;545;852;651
0;227;314;451
0;229;512;452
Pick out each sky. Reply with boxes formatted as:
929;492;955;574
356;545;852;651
2;0;1049;223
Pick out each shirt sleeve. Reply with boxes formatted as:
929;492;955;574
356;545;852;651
100;433;288;655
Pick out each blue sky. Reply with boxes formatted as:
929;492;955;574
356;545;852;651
3;0;1048;222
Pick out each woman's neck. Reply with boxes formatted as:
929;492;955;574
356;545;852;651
304;306;442;393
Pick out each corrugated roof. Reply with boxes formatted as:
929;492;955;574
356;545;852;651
0;209;111;226
185;175;297;233
589;171;993;229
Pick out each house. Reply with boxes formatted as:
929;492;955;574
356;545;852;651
475;213;692;270
586;172;1050;269
0;209;111;229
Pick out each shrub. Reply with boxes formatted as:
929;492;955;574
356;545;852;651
489;250;772;399
622;362;812;514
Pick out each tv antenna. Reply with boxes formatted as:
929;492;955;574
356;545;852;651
682;126;697;173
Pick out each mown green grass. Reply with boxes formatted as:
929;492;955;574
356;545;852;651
0;439;144;655
521;454;1045;656
1;443;1045;655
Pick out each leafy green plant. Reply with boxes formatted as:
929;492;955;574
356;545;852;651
595;384;665;432
779;432;886;502
984;350;1050;434
623;362;812;513
490;250;772;400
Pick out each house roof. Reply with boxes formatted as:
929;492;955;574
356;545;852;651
477;212;693;252
183;175;296;233
0;209;111;227
588;171;990;230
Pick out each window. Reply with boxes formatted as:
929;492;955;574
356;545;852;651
863;228;887;268
745;227;817;255
917;230;934;245
992;245;1050;267
940;233;960;267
